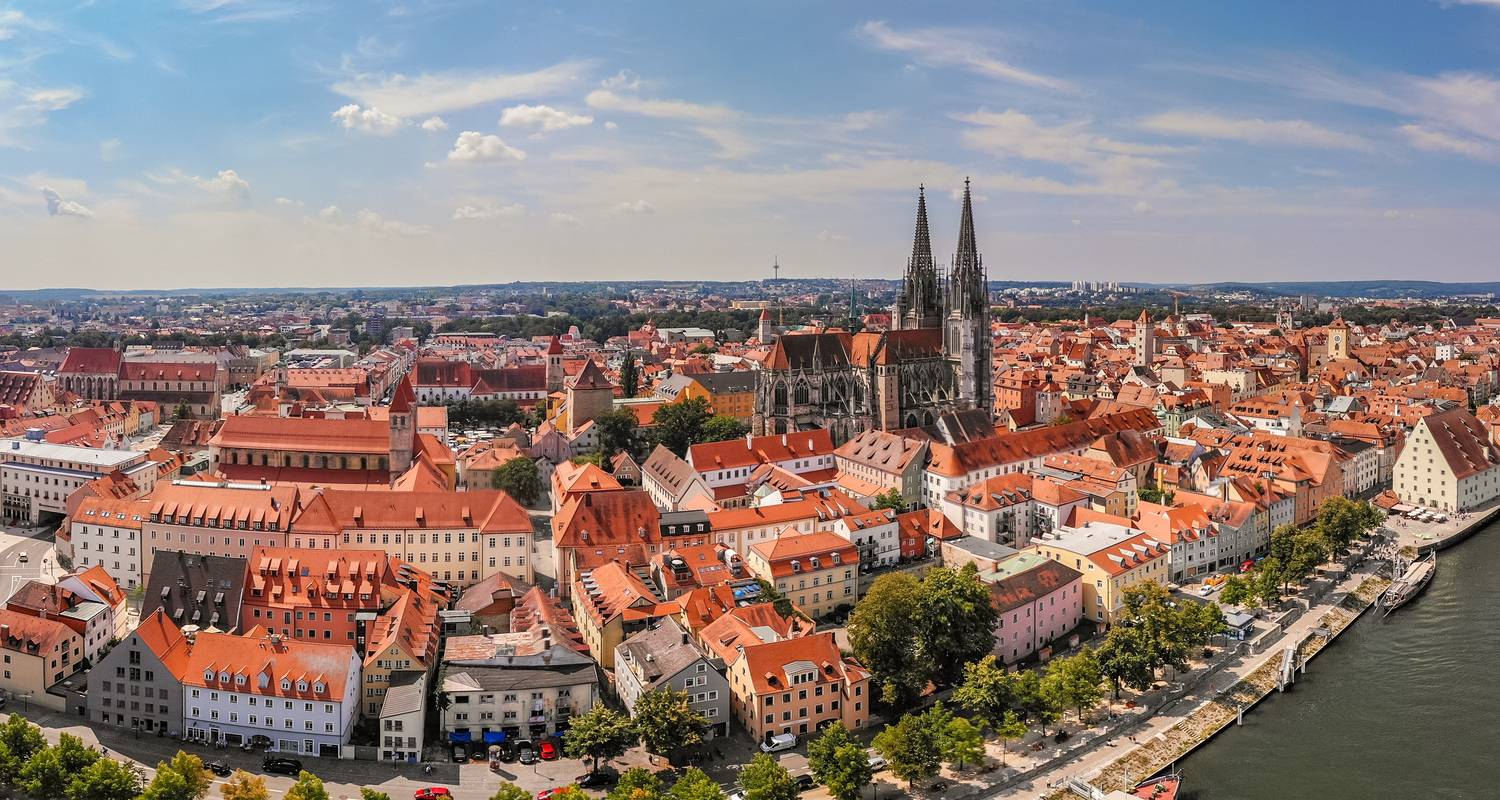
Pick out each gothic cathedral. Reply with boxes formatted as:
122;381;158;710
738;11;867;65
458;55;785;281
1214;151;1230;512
752;181;993;442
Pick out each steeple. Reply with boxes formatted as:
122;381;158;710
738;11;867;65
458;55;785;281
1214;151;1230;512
947;177;986;316
893;185;942;330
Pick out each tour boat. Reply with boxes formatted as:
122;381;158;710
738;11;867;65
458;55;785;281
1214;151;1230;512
1380;552;1437;615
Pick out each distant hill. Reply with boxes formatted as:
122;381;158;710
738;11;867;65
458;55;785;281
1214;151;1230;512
1133;280;1500;299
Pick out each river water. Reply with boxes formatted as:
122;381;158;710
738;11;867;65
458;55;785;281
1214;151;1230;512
1179;518;1500;800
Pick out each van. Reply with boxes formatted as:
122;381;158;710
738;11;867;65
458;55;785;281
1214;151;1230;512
760;733;797;753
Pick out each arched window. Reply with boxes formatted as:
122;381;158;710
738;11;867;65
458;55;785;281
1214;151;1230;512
793;381;810;405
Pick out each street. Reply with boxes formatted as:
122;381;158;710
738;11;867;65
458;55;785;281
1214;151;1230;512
0;524;61;603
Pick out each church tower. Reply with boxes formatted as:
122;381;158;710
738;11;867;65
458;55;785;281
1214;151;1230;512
1132;309;1156;367
944;178;993;413
891;186;943;331
1327;315;1350;361
757;308;776;343
388;374;416;476
545;335;564;394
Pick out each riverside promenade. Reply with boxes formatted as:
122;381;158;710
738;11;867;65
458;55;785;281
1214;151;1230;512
1391;498;1500;554
976;551;1391;800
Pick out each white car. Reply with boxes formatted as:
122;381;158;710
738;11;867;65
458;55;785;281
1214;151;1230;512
867;754;887;772
760;734;797;753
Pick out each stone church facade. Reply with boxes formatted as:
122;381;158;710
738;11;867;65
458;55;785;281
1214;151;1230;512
753;182;993;442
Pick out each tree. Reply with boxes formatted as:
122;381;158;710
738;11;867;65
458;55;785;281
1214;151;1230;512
847;572;925;707
872;711;942;789
869;488;907;513
940;716;986;771
492;456;543;505
651;397;712;455
915;563;998;685
219;771;269;800
667;768;725;800
1043;649;1104;721
596;409;640;459
620;351;640;398
284;772;329;800
1013;671;1060;736
0;713;46;783
633;687;708;760
699;415;749;444
68;758;143;800
564;705;638;774
360;791;392;800
754;579;799;620
995;711;1028;766
174;402;192;420
1218;575;1253;606
807;725;872;800
21;744;72;799
140;769;193;800
489;784;532;800
738;754;797;800
1096;625;1155;700
1313;497;1382;555
607;768;663;800
953;655;1017;731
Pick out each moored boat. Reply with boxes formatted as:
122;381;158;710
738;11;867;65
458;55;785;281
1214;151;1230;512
1381;552;1436;615
1129;773;1181;800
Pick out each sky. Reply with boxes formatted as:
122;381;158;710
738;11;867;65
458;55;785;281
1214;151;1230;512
5;1;1500;290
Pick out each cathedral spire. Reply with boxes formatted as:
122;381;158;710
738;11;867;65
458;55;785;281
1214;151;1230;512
893;184;942;330
911;184;934;269
954;177;979;273
948;177;985;316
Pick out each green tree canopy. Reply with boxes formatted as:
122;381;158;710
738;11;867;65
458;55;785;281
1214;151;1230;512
488;784;532;800
995;711;1028;765
1042;649;1104;720
0;713;47;783
21;744;72;799
67;757;143;800
847;572;925;707
1313;497;1383;554
492;456;543;505
359;791;393;800
872;710;943;789
284;772;329;800
941;716;986;771
564;705;638;774
633;687;709;759
699;415;749;444
915;563;999;686
667;768;725;800
606;768;663;800
651;397;712;455
869;488;907;513
219;771;269;800
953;655;1018;731
806;725;872;800
739;753;797;800
595;408;641;459
620;351;640;399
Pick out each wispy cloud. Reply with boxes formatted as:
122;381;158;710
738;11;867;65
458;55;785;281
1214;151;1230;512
1138;110;1373;151
584;89;736;125
1398;123;1497;160
453;201;525;220
332;61;589;117
856;20;1071;92
955;110;1180;195
177;0;313;23
42;187;93;218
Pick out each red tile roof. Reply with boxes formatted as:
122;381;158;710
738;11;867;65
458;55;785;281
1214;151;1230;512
59;347;122;375
211;415;391;455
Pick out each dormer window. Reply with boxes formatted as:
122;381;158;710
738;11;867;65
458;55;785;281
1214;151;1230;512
236;674;247;685
219;671;230;683
296;680;308;692
313;682;325;693
790;560;801;573
203;669;215;681
280;679;291;691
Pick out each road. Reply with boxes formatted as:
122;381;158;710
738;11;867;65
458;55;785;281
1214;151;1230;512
0;524;61;603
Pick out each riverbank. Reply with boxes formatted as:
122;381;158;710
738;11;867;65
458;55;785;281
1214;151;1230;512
1021;555;1390;800
1393;498;1500;554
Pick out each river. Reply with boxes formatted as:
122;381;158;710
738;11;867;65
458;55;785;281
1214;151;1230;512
1178;518;1500;799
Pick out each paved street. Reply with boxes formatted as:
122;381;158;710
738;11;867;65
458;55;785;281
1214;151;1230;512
0;524;61;603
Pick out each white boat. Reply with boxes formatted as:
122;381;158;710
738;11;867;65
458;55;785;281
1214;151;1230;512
1381;552;1436;616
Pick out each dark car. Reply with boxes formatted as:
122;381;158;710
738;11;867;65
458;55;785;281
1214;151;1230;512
206;761;232;777
261;757;302;776
793;775;816;793
517;744;538;765
577;772;618;789
452;745;469;763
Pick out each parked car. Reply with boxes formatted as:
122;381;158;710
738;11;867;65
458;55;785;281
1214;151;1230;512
537;790;570;800
867;754;888;772
206;761;231;777
261;757;302;776
414;790;452;800
539;740;559;761
793;775;816;792
761;733;797;753
576;772;618;790
518;744;538;765
451;745;469;763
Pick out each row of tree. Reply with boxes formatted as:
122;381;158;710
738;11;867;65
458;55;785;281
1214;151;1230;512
1220;499;1382;609
846;563;999;707
562;688;710;774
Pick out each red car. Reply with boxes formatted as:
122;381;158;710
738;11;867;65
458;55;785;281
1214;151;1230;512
414;790;452;800
539;740;559;761
537;790;567;800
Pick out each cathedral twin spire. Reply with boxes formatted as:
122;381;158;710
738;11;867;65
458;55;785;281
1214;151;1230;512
895;179;985;329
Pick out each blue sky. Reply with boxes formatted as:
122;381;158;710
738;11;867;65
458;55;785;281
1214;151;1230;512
5;0;1500;289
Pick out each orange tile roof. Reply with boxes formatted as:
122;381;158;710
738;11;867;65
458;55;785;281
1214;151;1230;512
291;489;531;534
738;630;865;695
147;482;299;531
750;530;859;578
211;414;391;455
689;430;836;471
176;628;357;701
0;607;78;656
927;408;1160;477
708;490;866;530
552;490;661;549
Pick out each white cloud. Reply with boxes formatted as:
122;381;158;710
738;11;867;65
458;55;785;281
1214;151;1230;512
149;167;251;201
585;89;736;124
331;61;589;117
355;208;430;236
26;88;85;111
817;229;848;242
693;126;756;159
600;70;640;91
609;199;654;216
419;116;449;132
41;187;93;218
603;121;618;131
549;212;581;226
499;104;593;132
1132;200;1153;215
0;9;35;41
1397;123;1496;160
331;103;405;135
856;20;1071;92
1137;111;1372;150
446;131;525;163
956;110;1178;195
99;138;122;161
318;205;342;220
176;0;310;23
453;202;525;220
274;196;301;207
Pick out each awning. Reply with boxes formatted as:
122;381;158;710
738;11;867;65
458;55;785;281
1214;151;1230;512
449;730;472;744
483;731;506;745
